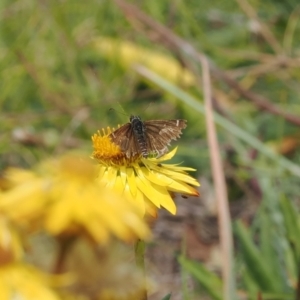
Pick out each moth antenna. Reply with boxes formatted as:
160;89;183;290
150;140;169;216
108;107;128;117
144;101;153;113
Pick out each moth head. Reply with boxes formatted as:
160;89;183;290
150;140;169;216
130;115;142;122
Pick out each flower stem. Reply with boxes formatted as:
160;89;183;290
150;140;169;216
53;235;76;274
134;239;147;300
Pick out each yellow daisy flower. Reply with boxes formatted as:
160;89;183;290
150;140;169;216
0;154;150;244
92;128;200;217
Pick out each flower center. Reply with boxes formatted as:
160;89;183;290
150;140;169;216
91;128;141;166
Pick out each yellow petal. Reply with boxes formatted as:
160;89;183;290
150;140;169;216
0;264;61;300
119;166;128;188
160;164;197;172
128;188;146;216
135;177;161;208
155;147;177;162
144;199;158;218
167;181;199;196
85;217;110;243
123;183;138;212
141;167;199;195
97;165;106;178
141;167;173;186
153;167;200;186
150;183;176;215
114;176;125;194
0;180;47;222
103;167;118;188
45;198;73;234
126;167;137;197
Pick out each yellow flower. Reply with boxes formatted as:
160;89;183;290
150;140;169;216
92;128;200;217
0;263;61;300
93;37;196;86
0;154;150;244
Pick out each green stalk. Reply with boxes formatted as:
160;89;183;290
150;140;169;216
135;239;147;300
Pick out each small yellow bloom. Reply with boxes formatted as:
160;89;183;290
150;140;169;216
0;263;60;300
92;129;199;217
93;37;196;86
0;154;150;244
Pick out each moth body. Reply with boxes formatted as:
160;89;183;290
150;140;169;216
130;115;148;157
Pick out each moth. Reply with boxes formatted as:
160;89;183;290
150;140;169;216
109;115;187;158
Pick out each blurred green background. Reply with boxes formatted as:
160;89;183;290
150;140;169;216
2;0;299;172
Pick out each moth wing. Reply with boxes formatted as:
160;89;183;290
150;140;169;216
144;120;187;156
109;123;139;157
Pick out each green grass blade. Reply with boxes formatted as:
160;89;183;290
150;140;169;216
178;255;222;300
161;294;172;300
280;196;300;259
235;221;281;293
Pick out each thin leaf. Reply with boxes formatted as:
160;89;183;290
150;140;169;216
260;292;294;299
235;221;281;292
260;207;286;291
280;196;300;258
161;294;172;300
178;255;222;300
